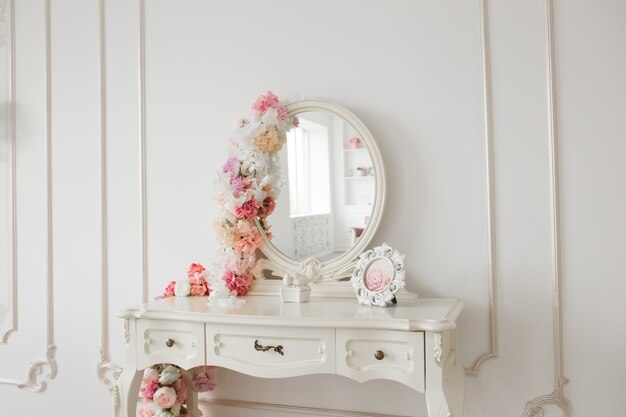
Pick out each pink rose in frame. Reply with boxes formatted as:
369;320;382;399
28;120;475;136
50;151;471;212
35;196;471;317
364;268;391;292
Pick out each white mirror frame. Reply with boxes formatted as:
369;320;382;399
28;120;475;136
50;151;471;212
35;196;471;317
256;99;386;286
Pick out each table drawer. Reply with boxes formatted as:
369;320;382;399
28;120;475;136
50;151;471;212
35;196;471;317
206;324;335;378
337;329;425;392
137;319;205;369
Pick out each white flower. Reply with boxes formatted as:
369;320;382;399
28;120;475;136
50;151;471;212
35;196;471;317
158;365;181;385
154;411;174;417
170;403;182;416
174;279;191;297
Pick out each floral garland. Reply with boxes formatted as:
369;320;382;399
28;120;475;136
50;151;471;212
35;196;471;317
139;364;217;417
157;92;295;303
144;93;296;413
213;91;297;298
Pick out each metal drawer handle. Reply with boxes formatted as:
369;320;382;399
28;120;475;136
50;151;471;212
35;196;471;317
254;340;284;356
375;350;385;360
165;338;175;348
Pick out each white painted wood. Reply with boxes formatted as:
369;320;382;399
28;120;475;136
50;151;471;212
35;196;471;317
336;329;425;392
136;319;205;369
207;324;335;378
118;296;463;417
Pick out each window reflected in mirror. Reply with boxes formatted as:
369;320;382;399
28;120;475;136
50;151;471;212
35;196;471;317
269;110;375;262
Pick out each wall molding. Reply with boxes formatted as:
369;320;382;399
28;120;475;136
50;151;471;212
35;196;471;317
95;0;122;393
0;0;57;391
466;0;499;377
522;0;571;415
0;0;17;346
199;398;417;417
139;0;148;303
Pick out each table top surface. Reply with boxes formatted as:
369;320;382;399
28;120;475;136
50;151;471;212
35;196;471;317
119;296;463;332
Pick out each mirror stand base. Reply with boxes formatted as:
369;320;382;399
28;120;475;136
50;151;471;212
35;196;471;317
280;285;311;303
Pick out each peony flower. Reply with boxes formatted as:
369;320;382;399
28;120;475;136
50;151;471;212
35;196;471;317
174;279;191;297
235;197;260;220
187;263;205;279
153;386;177;409
158;365;181;385
173;379;188;404
163;281;176;298
140;380;160;400
191;367;218;392
190;276;209;296
252;91;280;115
253;126;286;154
223;270;253;296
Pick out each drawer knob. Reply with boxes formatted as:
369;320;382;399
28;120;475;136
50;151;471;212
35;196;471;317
165;338;175;348
374;350;385;360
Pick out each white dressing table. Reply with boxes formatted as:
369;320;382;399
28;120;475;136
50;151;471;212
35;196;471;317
115;296;464;417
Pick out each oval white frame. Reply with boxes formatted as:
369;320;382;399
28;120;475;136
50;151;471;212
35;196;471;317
258;99;386;283
351;243;406;307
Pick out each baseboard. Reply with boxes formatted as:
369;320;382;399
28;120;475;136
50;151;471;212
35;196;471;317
199;398;417;417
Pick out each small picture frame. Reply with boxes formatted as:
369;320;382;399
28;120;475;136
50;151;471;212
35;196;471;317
351;243;406;307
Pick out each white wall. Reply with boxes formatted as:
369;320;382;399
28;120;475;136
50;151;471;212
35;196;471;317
1;0;625;416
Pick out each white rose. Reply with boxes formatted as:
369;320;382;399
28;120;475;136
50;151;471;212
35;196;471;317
158;365;181;385
174;279;191;297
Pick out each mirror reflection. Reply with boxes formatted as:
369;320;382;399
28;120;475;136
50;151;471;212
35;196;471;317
268;111;375;262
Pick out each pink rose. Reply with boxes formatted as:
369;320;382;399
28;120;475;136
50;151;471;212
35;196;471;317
252;91;280;115
163;281;176;297
187;263;205;279
140;380;160;400
173;378;188;404
235;198;260;221
139;403;154;417
153;386;177;409
191;367;218;392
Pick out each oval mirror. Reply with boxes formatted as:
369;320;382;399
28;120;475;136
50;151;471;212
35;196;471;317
258;100;386;282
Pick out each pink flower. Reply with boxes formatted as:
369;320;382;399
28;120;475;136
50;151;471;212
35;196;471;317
191;367;218;392
252;91;280;115
230;176;245;197
364;269;391;292
173;378;188;404
223;157;239;181
187;263;205;279
257;196;276;219
140;380;160;400
292;116;300;127
139;403;154;417
277;106;288;122
235;197;260;220
223;270;253;296
153;386;177;409
163;281;176;297
190;276;209;296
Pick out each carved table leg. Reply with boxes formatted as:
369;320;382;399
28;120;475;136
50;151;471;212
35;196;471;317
182;370;200;417
114;318;142;417
425;331;465;417
114;367;142;417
